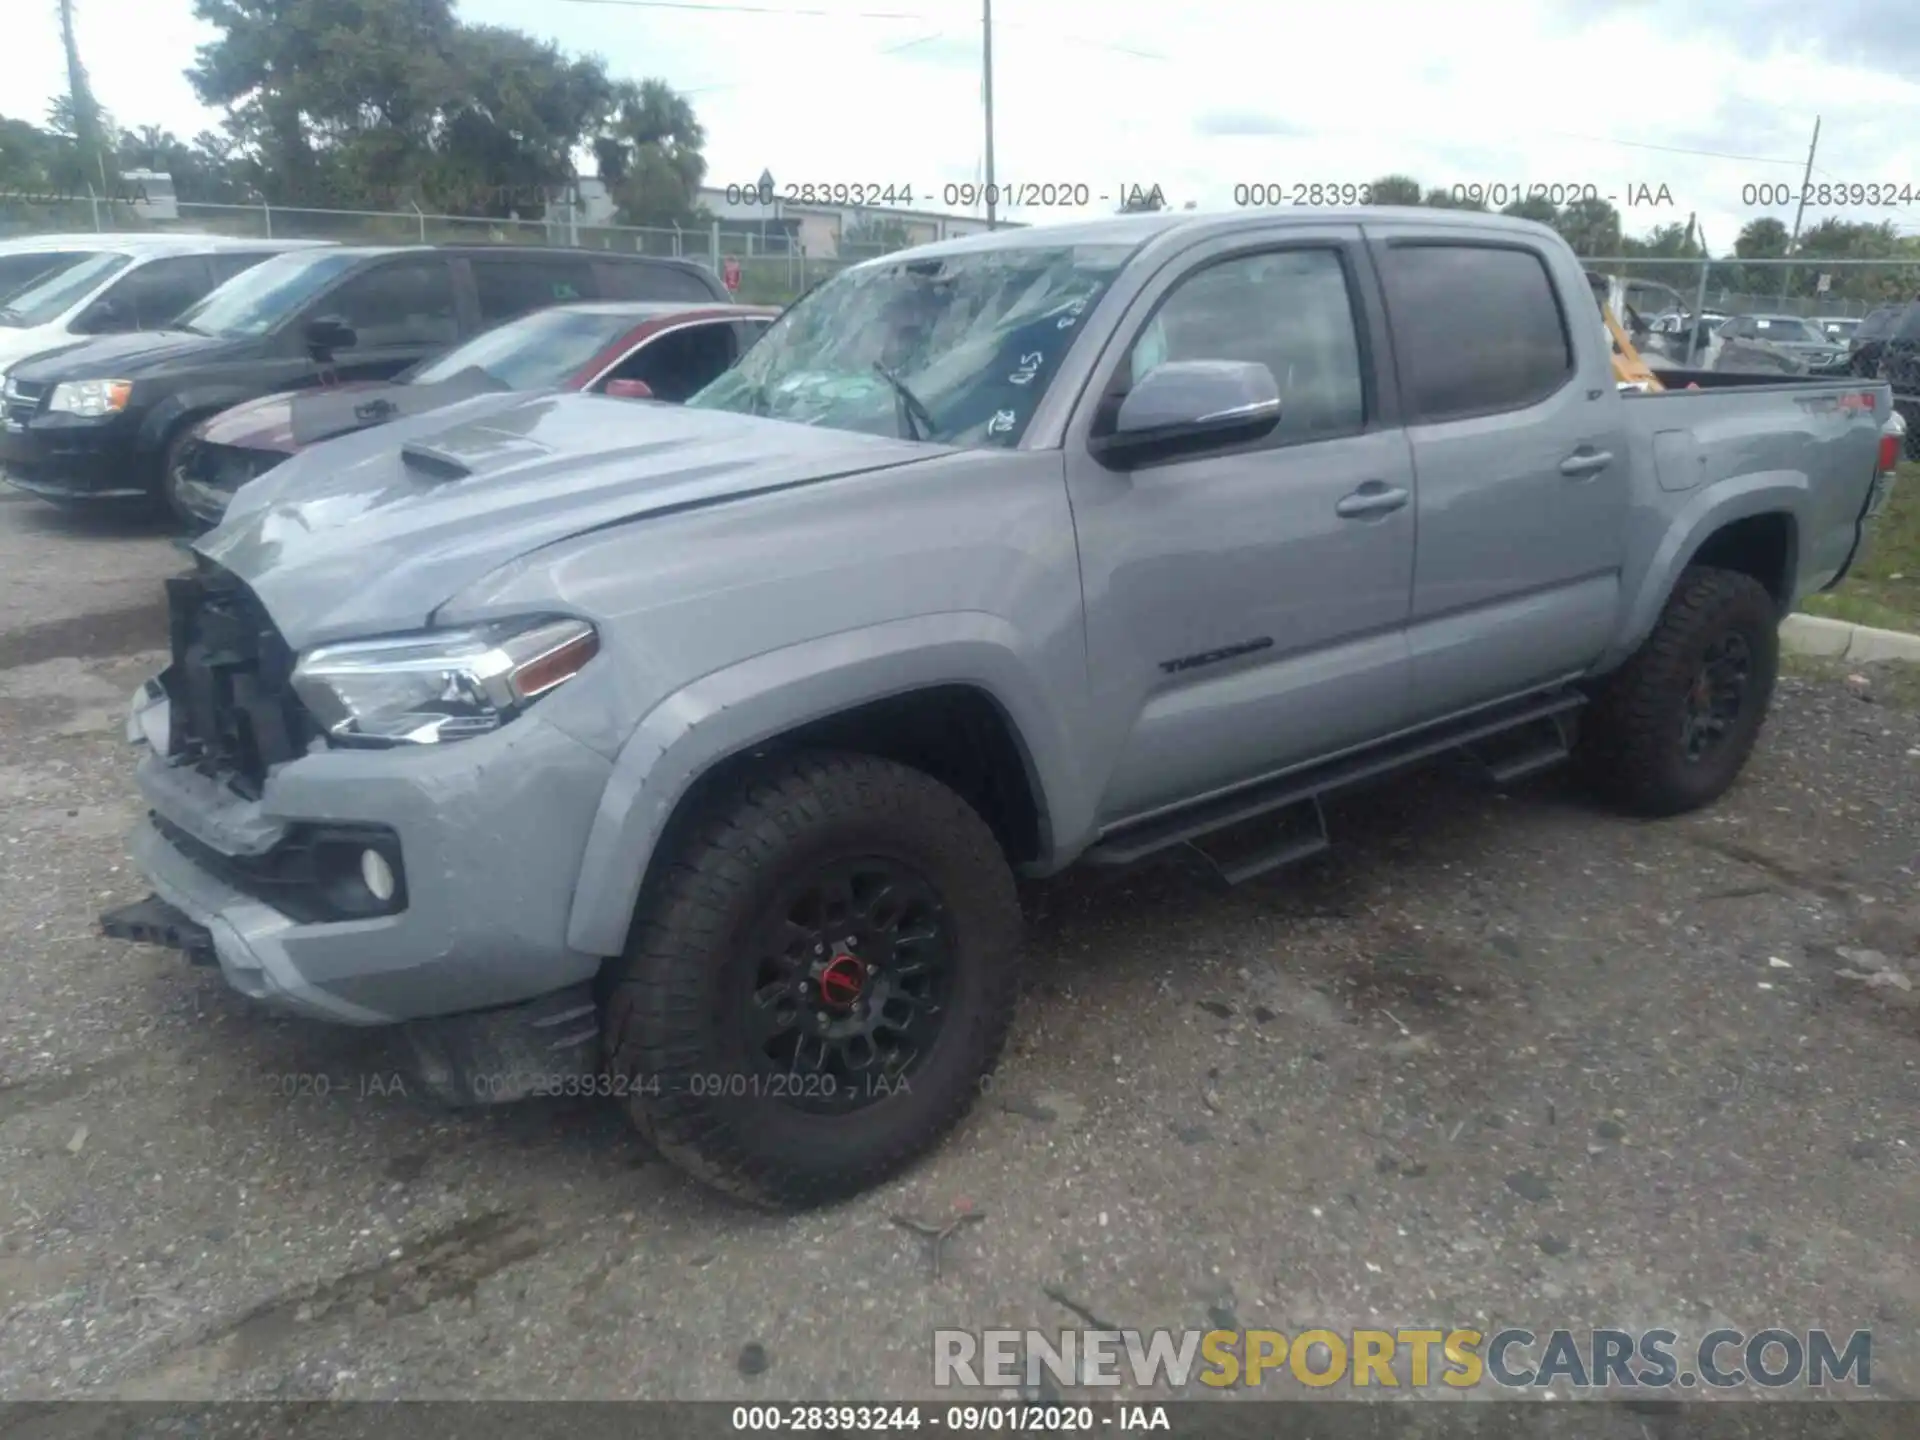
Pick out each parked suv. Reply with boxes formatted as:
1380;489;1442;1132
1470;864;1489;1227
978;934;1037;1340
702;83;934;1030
0;235;329;377
101;211;1898;1207
0;245;728;511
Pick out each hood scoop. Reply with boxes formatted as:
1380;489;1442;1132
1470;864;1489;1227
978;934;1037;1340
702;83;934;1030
399;442;473;481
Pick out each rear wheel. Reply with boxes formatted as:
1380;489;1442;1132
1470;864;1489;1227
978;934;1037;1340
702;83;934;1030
1577;565;1779;817
602;751;1021;1208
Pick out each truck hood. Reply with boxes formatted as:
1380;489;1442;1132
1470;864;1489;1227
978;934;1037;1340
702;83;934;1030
196;389;939;647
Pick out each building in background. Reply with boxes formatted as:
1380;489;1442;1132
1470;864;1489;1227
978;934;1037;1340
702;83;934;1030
569;173;1007;258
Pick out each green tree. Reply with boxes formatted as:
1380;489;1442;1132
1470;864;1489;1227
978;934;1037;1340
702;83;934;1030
1553;195;1622;257
596;79;709;226
429;25;613;215
189;0;462;204
1365;174;1422;205
1500;194;1559;227
1;114;67;189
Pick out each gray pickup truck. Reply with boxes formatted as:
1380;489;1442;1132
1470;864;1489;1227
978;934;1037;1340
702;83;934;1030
102;210;1901;1207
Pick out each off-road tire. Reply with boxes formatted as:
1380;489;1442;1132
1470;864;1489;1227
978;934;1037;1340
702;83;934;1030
1577;565;1779;817
603;751;1021;1208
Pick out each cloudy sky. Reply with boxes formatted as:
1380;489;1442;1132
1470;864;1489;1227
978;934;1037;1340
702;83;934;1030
6;0;1920;250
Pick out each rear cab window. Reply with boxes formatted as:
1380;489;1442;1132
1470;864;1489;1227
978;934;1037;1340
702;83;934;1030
1377;242;1573;421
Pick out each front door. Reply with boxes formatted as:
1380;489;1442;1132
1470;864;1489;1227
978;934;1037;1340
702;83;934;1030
300;257;463;385
1061;228;1416;824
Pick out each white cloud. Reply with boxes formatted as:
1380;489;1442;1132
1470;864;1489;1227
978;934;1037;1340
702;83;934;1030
5;0;1920;251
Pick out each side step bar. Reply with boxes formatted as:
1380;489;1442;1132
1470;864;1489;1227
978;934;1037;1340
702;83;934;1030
1085;687;1585;883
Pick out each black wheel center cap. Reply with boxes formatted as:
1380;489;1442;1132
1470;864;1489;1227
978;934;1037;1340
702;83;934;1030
817;953;867;1010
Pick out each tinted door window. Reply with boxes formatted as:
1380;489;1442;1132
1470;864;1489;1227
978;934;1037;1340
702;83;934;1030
321;259;459;350
471;257;596;326
605;321;740;402
1126;248;1366;443
596;260;722;303
94;256;213;330
1378;244;1573;421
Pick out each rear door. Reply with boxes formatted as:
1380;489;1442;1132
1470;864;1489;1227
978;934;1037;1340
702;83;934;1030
1062;225;1417;821
469;255;597;330
1368;229;1629;719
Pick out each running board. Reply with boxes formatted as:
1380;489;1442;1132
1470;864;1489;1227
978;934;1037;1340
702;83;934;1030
1085;687;1586;875
1461;711;1578;787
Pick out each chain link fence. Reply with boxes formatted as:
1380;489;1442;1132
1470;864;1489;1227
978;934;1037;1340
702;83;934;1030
0;196;913;303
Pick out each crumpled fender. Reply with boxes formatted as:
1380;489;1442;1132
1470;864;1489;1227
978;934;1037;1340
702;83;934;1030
564;612;1084;957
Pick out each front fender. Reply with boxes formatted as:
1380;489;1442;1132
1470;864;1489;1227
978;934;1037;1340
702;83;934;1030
135;387;264;455
564;612;1087;957
1602;473;1805;671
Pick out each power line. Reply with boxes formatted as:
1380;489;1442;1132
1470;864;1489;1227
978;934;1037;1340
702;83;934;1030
552;0;932;15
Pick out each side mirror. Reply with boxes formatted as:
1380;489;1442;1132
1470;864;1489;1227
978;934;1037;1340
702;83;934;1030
1089;359;1281;469
604;378;654;400
304;315;356;360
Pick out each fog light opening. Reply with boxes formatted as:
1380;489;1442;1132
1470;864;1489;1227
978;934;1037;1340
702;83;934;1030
360;848;396;904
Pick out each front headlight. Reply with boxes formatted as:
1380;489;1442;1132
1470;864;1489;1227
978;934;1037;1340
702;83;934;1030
48;379;133;417
290;616;599;747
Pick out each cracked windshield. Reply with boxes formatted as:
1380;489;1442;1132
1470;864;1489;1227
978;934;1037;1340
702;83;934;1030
4;0;1919;1426
687;244;1130;445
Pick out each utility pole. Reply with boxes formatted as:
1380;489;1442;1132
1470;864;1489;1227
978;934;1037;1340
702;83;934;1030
1778;115;1820;305
982;0;997;230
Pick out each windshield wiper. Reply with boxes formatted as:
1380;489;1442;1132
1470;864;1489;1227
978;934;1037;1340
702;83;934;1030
871;362;937;442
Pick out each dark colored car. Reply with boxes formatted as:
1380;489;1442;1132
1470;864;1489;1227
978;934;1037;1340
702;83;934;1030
170;300;778;527
0;244;728;517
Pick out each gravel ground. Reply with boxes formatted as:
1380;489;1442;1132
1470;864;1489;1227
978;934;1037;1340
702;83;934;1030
2;486;1918;1414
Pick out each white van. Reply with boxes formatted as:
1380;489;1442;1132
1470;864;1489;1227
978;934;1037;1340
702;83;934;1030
0;235;332;374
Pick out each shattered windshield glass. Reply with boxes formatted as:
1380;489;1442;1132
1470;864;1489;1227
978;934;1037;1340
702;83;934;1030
685;242;1133;447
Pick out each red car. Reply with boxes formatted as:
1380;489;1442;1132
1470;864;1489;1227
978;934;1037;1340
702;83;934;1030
169;300;778;526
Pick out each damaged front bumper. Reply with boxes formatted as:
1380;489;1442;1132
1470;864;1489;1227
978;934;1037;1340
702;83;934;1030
104;678;617;1046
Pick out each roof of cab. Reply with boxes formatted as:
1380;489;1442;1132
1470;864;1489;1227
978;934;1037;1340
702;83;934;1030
850;205;1566;269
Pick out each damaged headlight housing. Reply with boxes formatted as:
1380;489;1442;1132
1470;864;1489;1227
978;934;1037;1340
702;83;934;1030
290;616;599;747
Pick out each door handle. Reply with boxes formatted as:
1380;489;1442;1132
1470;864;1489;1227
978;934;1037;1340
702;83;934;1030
1560;448;1614;477
1335;481;1410;518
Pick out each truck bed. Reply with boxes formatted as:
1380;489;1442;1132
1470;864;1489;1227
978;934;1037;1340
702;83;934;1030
1620;370;1890;603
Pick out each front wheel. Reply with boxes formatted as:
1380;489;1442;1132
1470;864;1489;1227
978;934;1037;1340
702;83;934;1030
602;751;1022;1208
1577;565;1779;817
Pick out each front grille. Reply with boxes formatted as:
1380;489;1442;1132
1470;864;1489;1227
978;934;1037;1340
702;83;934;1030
3;377;45;428
161;563;315;798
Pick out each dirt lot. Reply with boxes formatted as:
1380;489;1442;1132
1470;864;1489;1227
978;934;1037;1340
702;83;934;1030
2;486;1918;1411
